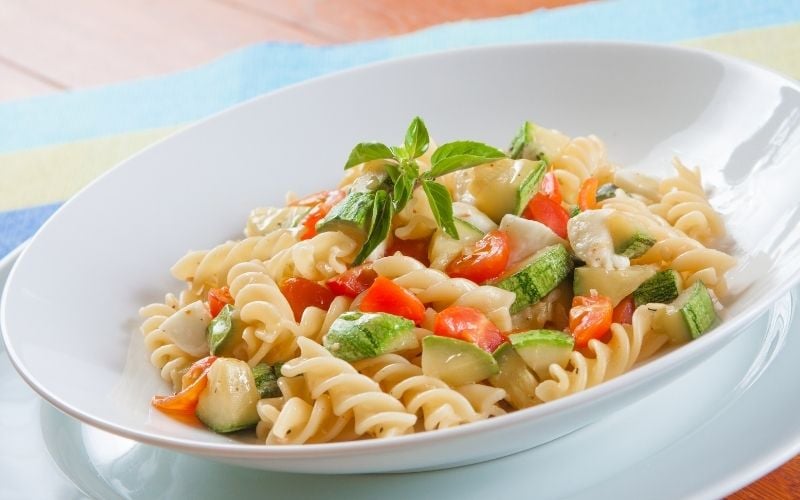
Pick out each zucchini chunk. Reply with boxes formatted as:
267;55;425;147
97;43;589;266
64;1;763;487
421;335;499;386
507;121;569;163
489;343;539;409
324;311;417;362
573;265;658;306
652;281;717;343
514;160;547;215
252;363;282;398
633;270;683;307
195;358;260;434
428;218;485;270
494;244;573;314
508;330;574;380
606;211;656;259
316;190;376;242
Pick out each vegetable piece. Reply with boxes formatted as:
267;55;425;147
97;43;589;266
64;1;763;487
324;311;417;361
195;358;261;433
452;202;498;233
428;218;485;270
207;286;233;318
279;278;335;322
360;276;426;325
207;304;235;355
573;265;658;307
315;190;376;242
633;270;683;307
612;295;636;324
246;206;310;236
494;244;573;314
445;230;511;284
433;306;505;353
252;363;282;398
421;336;500;386
387;237;431;266
577;177;599;211
298;189;346;240
488;342;539;409
157;300;211;357
540;171;562;204
567;209;630;270
595;183;618;202
152;356;217;413
514;160;547;215
569;291;613;348
498;214;567;266
676;282;717;339
508;330;574;380
507;121;569;162
326;264;378;298
606;211;656;259
523;193;570;239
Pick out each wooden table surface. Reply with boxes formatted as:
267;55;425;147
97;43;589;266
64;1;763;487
1;1;797;497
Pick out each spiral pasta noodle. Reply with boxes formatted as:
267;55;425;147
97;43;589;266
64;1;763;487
264;231;357;282
281;337;417;438
550;135;614;203
535;305;667;402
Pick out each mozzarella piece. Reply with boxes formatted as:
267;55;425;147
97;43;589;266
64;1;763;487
499;214;567;265
567;209;629;270
158;300;212;357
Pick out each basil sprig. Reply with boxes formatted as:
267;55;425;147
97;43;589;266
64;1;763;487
344;117;506;263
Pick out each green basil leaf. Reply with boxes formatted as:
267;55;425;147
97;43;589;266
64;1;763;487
392;172;415;212
207;304;234;355
344;142;395;169
429;141;506;177
508;121;533;159
354;190;392;265
384;164;401;183
404;116;430;160
421;179;458;239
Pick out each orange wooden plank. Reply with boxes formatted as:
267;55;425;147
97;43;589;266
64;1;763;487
224;0;588;42
0;59;63;101
729;455;800;499
0;0;330;89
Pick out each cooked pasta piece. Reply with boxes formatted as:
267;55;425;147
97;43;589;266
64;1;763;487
264;231;357;282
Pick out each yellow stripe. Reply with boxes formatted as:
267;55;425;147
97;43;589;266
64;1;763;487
681;22;800;80
3;21;799;212
1;127;180;211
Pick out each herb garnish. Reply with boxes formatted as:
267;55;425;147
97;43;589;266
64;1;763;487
343;117;505;264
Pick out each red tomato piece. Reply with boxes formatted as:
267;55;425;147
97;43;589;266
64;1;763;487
386;237;431;266
445;230;511;284
433;306;505;353
360;276;426;325
152;356;217;413
297;190;346;240
327;265;378;298
612;295;635;325
569;291;613;348
207;286;233;318
541;171;562;204
280;278;335;322
578;177;599;211
523;193;570;239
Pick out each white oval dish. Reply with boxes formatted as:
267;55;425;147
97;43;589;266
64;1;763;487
3;42;800;473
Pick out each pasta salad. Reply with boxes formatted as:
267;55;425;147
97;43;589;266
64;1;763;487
140;118;735;443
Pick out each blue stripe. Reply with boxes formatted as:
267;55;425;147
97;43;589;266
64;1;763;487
0;0;797;153
0;204;61;258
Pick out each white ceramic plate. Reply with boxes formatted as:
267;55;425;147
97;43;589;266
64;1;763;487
3;42;800;473
0;246;795;498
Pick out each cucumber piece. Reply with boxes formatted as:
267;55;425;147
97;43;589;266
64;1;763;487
573;265;658;306
494;244;573;314
605;211;656;258
421;336;499;386
509;330;574;380
252;363;282;398
498;214;567;265
652;281;717;342
514;160;547;215
674;281;717;339
469;158;546;223
316;190;376;242
428;218;485;270
488;343;538;409
595;183;618;202
633;270;683;307
207;304;234;355
195;358;260;433
324;311;417;362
